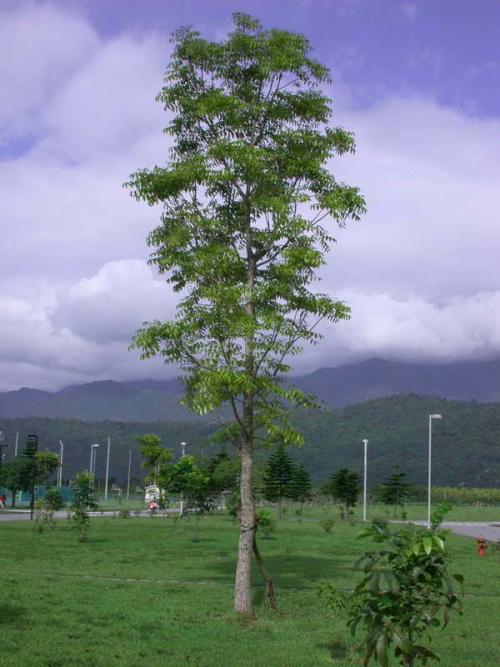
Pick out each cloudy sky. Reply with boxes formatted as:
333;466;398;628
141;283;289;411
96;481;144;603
1;0;500;391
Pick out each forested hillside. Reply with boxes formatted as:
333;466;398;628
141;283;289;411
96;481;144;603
1;394;499;488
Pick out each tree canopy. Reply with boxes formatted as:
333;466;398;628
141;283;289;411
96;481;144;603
126;13;364;615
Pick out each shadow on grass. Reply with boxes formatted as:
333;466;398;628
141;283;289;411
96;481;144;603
0;603;27;625
208;554;346;589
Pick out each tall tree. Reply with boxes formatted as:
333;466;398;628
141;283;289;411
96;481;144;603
376;466;411;517
127;13;365;615
262;445;297;514
290;463;313;504
323;468;360;519
20;435;59;519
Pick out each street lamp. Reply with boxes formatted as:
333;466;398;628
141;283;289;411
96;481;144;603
58;440;64;487
0;431;8;469
90;443;99;480
180;441;187;515
362;439;369;522
427;414;442;529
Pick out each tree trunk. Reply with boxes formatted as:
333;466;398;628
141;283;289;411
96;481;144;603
234;436;255;615
252;529;277;610
11;490;16;507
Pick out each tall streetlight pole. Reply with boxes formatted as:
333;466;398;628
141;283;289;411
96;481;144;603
126;449;132;501
58;440;64;487
362;439;369;522
180;441;187;515
427;414;442;529
104;437;111;501
90;443;99;483
0;431;7;469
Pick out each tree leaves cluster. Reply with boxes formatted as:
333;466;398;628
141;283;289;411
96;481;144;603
322;468;360;519
262;445;312;508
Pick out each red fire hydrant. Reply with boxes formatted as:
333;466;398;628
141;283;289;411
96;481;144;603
476;535;488;557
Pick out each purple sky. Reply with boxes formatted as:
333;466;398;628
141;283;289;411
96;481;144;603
1;1;500;390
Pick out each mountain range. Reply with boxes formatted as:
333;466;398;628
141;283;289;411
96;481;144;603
0;358;499;422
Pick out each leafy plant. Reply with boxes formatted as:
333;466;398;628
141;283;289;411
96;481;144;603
126;11;365;615
348;521;464;666
256;508;276;539
376;467;411;518
323;468;360;520
430;501;452;530
71;472;97;542
33;499;55;533
44;487;64;511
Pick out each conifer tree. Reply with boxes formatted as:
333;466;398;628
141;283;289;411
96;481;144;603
290;463;313;503
377;466;411;517
262;445;297;513
323;468;360;519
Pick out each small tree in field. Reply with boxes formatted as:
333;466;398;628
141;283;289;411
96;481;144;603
127;13;365;615
349;522;464;666
290;463;313;504
323;468;360;520
262;445;297;515
137;433;173;502
376;466;411;517
71;471;97;542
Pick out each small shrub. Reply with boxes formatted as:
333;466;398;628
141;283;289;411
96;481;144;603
256;508;276;538
319;517;335;533
33;499;55;533
44;487;64;511
118;507;131;519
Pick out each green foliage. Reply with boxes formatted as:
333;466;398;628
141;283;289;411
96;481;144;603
44;487;64;510
431;501;453;530
376;466;411;518
126;11;364;454
256;507;276;539
323;468;360;519
33;498;55;533
263;445;297;503
0;457;30;505
170;456;214;514
290;463;313;503
71;471;97;542
349;522;464;667
137;433;173;492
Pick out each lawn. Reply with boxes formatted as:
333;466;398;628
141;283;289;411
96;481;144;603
1;513;499;666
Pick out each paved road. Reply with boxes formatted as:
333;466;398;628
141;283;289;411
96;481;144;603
0;508;180;522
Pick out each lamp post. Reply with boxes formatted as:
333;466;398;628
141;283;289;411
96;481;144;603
126;449;132;501
104;437;111;501
0;431;7;469
362;439;368;522
427;414;442;529
58;440;64;487
180;441;187;515
90;443;99;482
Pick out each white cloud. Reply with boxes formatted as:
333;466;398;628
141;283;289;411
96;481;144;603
1;4;500;391
0;2;98;146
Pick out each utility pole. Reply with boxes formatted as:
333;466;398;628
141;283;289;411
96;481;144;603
126;449;132;501
14;432;19;457
427;414;442;529
104;436;111;501
58;440;64;487
362;439;368;522
0;431;7;470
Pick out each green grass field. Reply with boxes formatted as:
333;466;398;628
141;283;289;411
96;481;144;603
1;514;499;666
